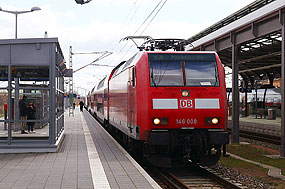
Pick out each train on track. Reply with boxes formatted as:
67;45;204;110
87;37;229;167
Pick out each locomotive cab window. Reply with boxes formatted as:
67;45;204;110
148;53;218;87
149;61;183;86
185;61;219;87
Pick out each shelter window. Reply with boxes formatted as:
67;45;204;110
0;66;8;88
149;61;183;86
12;66;49;81
0;89;8;122
185;61;219;87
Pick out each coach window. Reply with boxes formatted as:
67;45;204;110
0;66;8;88
149;61;183;86
97;77;106;89
104;89;107;101
185;61;219;87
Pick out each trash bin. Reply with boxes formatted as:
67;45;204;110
267;109;276;120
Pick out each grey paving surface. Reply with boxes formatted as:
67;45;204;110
83;112;158;189
0;109;160;189
0;110;93;189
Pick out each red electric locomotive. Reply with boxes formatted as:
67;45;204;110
90;38;229;167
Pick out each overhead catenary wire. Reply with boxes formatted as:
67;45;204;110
118;0;168;63
108;0;143;65
73;51;113;73
139;0;168;35
107;0;140;52
115;0;165;63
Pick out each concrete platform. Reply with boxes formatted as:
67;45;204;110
228;115;282;136
0;109;161;188
82;110;161;189
229;115;281;126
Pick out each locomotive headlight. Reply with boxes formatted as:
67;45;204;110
205;117;220;125
153;118;161;125
181;90;190;97
153;117;168;125
211;118;219;125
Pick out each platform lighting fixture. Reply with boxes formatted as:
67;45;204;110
75;0;92;5
0;6;41;39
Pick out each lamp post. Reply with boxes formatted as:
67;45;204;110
0;6;41;39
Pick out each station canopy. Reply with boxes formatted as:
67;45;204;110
186;0;284;87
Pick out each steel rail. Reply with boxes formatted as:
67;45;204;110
227;128;281;145
163;166;243;189
199;167;243;189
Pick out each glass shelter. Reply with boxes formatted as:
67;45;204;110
0;38;69;152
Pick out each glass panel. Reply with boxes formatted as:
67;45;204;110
12;66;49;80
0;89;8;121
59;76;64;91
185;61;219;87
11;66;49;87
22;90;50;121
12;89;49;138
149;61;183;86
0;66;8;88
0;121;8;139
56;116;64;138
0;89;11;139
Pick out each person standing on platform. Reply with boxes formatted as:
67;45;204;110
79;101;84;112
19;95;28;134
27;102;36;133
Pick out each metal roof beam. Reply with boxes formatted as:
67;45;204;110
239;63;281;73
238;51;281;64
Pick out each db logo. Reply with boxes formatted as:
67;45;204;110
180;99;193;108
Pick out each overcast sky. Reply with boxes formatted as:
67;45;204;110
0;0;255;95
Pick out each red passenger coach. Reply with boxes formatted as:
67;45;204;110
91;38;229;167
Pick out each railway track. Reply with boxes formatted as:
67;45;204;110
146;165;243;189
227;128;281;145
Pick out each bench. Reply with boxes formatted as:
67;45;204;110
256;108;266;119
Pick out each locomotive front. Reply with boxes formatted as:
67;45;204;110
144;52;229;166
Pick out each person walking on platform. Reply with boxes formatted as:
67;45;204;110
27;102;36;133
79;101;84;112
19;95;28;134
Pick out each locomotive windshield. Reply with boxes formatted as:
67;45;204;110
148;53;219;87
185;61;218;86
150;61;183;86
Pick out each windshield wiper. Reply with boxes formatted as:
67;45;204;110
151;71;158;88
